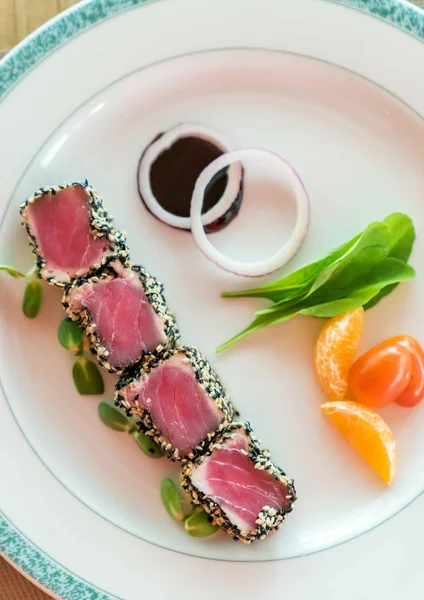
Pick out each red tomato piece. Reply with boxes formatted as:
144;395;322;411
389;336;424;408
349;342;412;408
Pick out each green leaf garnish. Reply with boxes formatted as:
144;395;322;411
219;213;416;351
97;403;164;457
72;356;104;395
301;259;415;317
160;479;218;537
221;233;361;302
216;306;298;353
22;278;43;318
363;213;415;310
179;487;194;517
0;265;27;278
184;507;219;537
161;479;185;522
131;430;165;458
98;402;131;432
58;318;84;352
0;263;37;279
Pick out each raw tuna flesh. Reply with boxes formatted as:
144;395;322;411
115;347;233;459
64;261;178;373
183;423;295;541
20;183;126;285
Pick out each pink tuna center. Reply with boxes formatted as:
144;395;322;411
127;357;222;455
27;186;110;276
203;436;288;531
81;277;165;368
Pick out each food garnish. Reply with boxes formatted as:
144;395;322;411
22;277;43;319
98;402;165;458
314;307;364;401
59;318;104;396
218;213;415;352
393;336;424;407
73;356;105;396
160;478;219;537
349;335;424;408
349;341;412;408
1;263;43;318
362;212;416;309
98;401;132;432
58;318;84;352
160;478;186;522
184;507;220;538
315;308;424;482
191;148;310;278
322;401;396;485
0;265;31;278
138;124;243;232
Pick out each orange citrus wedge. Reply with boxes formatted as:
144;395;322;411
314;307;364;401
322;401;396;485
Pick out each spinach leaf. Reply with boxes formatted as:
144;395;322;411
223;221;390;305
301;259;415;317
256;222;390;318
364;213;415;310
216;306;300;353
217;214;416;352
307;222;390;296
221;234;361;302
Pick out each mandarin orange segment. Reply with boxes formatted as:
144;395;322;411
322;401;396;485
314;307;364;401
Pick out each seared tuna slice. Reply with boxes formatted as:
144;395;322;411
115;346;233;460
63;260;179;373
181;422;296;543
20;181;128;286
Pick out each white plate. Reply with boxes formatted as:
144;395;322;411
2;0;424;598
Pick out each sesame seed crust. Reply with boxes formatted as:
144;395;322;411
20;182;298;545
115;346;234;461
181;422;296;544
62;259;180;374
20;180;129;287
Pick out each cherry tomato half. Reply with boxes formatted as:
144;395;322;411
349;342;412;408
389;336;424;408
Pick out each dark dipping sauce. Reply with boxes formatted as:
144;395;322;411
139;132;243;233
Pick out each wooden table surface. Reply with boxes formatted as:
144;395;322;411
1;0;424;598
0;0;79;54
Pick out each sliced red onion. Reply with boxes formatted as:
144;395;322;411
190;149;310;277
138;124;243;230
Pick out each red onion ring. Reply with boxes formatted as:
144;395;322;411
138;124;243;230
190;149;310;277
